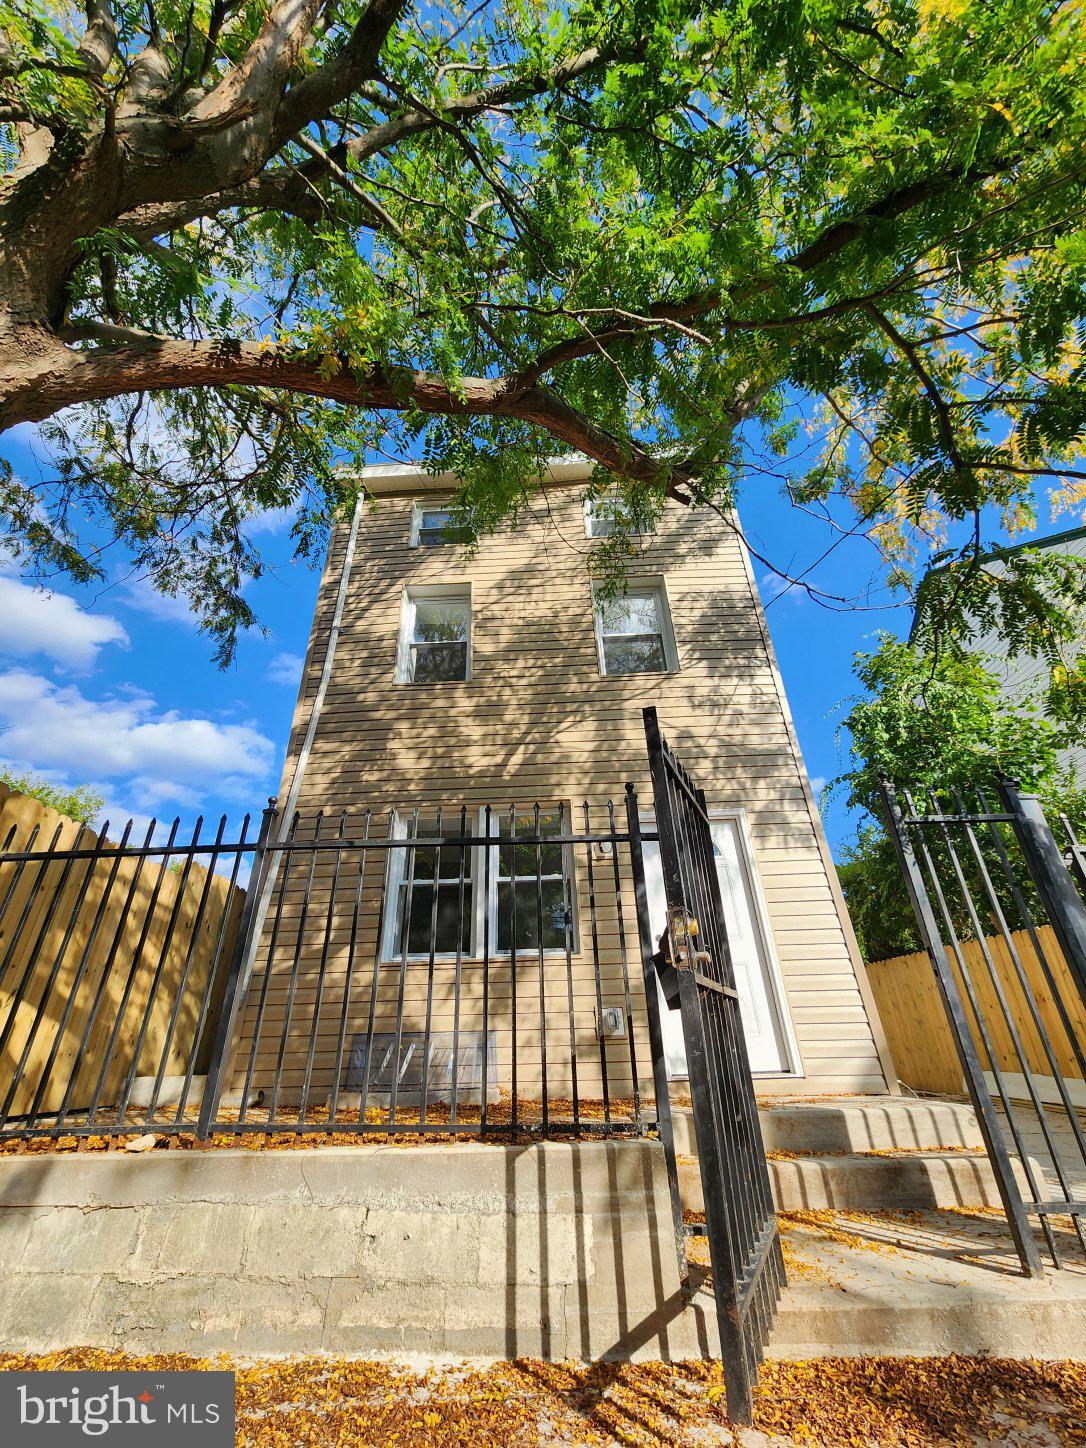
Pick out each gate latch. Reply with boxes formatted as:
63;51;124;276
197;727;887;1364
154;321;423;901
653;906;711;1008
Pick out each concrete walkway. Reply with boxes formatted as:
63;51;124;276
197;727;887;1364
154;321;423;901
747;1205;1086;1360
993;1101;1086;1202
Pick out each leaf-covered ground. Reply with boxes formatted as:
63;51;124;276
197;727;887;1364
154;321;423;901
2;1351;1083;1446
0;1097;644;1154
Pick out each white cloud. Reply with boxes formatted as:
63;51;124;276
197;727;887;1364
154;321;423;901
118;576;200;628
118;574;263;637
93;797;158;843
759;572;809;606
245;506;294;537
809;776;827;796
266;651;303;687
0;670;275;789
91;787;254;882
0;575;129;670
126;777;207;811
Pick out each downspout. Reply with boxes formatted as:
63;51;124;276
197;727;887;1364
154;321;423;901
276;494;365;830
215;497;365;1103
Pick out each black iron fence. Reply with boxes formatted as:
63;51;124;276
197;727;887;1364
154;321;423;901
0;794;674;1145
0;808;250;1139
881;776;1086;1275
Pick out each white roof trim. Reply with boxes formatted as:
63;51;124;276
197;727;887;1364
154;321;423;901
343;454;597;494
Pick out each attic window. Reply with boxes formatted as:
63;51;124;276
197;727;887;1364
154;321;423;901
584;494;654;539
411;504;456;547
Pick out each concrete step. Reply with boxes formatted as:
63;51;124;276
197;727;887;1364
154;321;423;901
684;1206;1086;1361
679;1149;1039;1213
667;1095;983;1156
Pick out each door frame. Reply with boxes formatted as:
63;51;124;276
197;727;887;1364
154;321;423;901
643;804;804;1081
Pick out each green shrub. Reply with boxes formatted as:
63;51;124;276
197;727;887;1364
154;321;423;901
0;767;104;826
832;637;1086;962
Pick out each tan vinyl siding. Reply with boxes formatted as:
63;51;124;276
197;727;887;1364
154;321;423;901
246;479;892;1104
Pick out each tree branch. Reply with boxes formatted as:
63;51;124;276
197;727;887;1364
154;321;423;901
118;45;606;251
292;132;409;245
981;461;1086;482
118;167;332;238
188;0;322;125
865;303;972;484
514;150;1030;384
75;0;118;80
5;333;699;502
269;0;409;144
334;46;606;165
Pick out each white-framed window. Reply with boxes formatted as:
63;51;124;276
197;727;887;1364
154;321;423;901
593;579;678;677
382;813;477;961
491;810;575;954
396;585;471;684
410;502;458;547
381;807;576;961
584;494;654;539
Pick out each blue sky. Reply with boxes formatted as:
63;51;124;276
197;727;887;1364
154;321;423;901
0;423;319;848
0;420;1039;857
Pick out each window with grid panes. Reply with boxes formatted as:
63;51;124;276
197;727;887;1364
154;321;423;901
386;814;474;958
494;811;572;953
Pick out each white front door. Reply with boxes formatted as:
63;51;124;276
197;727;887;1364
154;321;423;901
642;815;792;1075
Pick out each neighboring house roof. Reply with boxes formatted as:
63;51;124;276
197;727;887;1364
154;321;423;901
911;524;1086;779
910;523;1086;642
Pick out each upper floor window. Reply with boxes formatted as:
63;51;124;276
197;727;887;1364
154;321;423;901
594;581;678;677
410;504;456;547
584;494;654;539
397;586;471;684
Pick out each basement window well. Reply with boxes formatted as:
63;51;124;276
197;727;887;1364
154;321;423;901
345;1031;498;1102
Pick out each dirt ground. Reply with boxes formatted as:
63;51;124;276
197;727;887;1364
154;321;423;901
2;1351;1084;1446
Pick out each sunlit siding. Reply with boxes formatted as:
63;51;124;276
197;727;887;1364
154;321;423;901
253;478;892;1102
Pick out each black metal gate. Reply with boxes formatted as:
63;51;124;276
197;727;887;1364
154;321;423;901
880;774;1086;1275
643;707;783;1424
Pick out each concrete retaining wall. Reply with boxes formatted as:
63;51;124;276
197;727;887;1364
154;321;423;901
0;1143;713;1360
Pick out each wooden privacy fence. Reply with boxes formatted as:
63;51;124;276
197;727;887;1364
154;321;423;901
868;923;1086;1098
0;784;245;1120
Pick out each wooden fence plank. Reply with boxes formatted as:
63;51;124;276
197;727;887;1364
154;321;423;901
869;923;1085;1096
0;785;245;1120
